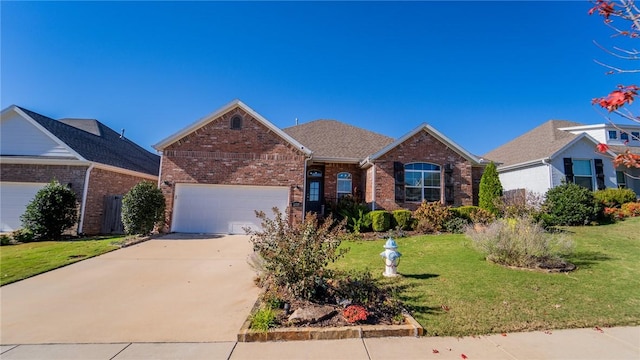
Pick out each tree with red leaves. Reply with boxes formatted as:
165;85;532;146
589;0;640;170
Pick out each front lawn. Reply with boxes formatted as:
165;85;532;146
0;237;122;286
333;217;640;337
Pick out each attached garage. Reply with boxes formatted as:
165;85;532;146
0;182;47;232
171;184;290;234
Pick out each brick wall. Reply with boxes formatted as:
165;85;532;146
82;167;155;235
0;163;88;201
322;163;363;202
159;107;307;229
369;130;477;210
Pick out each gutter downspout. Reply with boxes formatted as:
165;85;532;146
302;156;312;219
371;163;376;211
77;164;94;235
542;158;553;190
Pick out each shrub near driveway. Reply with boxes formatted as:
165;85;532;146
332;217;640;337
0;238;121;286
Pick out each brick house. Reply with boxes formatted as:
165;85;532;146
154;100;486;234
0;105;160;234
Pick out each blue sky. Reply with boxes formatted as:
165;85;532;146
1;1;631;155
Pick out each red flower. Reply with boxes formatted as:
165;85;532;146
342;305;368;323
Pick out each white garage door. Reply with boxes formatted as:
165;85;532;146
0;182;47;232
172;184;289;234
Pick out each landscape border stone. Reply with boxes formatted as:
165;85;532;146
237;300;424;342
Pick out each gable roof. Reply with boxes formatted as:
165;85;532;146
362;123;483;166
12;106;159;176
153;99;312;156
483;120;584;168
283;120;394;162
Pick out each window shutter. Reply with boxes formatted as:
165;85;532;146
563;158;574;183
394;162;404;202
594;159;605;190
444;164;454;205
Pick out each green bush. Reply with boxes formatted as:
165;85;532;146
543;183;602;226
466;216;575;268
247;208;348;300
392;209;413;230
594;188;637;208
479;162;503;215
443;217;470;234
414;201;452;233
250;306;277;332
20;180;78;240
370;210;391;232
11;228;35;243
0;235;11;246
334;196;372;233
121;181;166;235
451;206;480;221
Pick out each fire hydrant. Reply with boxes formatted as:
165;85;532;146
380;238;401;277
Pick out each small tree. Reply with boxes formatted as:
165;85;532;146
543;183;602;226
479;162;503;216
20;180;78;240
121;181;165;235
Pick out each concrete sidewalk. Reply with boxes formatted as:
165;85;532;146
1;326;638;359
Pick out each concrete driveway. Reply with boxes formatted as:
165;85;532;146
0;234;261;345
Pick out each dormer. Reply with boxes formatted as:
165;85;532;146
558;124;640;147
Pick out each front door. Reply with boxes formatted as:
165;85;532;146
305;167;324;214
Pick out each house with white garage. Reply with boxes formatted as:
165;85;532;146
154;99;487;234
483;120;640;196
0;105;160;234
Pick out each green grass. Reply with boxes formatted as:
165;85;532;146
333;217;640;337
0;237;123;286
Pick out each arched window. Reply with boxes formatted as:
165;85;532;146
337;172;352;199
405;163;441;202
230;115;243;130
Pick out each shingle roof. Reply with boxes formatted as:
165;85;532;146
18;107;159;176
283;119;394;160
483;120;583;167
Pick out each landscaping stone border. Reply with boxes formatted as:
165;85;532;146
237;301;424;342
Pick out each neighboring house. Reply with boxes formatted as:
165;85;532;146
483;120;640;196
0;105;160;234
154;99;486;234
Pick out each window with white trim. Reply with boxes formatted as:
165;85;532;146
337;172;352;199
405;163;441;202
608;130;617;140
573;159;593;191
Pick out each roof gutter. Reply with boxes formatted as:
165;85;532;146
498;158;550;172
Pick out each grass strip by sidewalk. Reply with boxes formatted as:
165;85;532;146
0;237;122;286
334;217;640;337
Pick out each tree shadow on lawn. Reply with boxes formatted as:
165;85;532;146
569;250;615;269
400;273;440;280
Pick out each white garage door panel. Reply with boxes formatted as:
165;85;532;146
172;184;289;234
0;182;47;232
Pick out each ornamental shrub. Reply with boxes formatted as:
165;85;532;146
414;201;452;233
121;181;165;235
392;209;413;230
466;216;575;269
370;210;391;232
543;183;602;226
478;162;503;215
622;202;640;217
247;208;348;300
593;188;637;208
20;180;78;240
335;196;372;233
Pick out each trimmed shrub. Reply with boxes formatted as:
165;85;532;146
466;216;575;269
443;217;469;234
622;202;640;217
414;201;452;233
479;162;503;215
543;183;602;226
121;181;166;235
451;206;480;221
370;210;391;232
247;208;348;300
20;180;78;240
594;188;637;208
451;205;495;225
392;209;413;230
